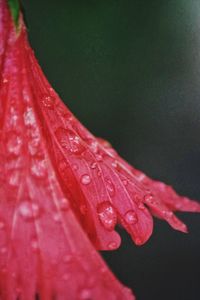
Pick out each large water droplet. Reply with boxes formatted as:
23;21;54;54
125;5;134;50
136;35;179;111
125;210;138;224
97;201;117;231
81;174;91;185
42;95;55;109
6;132;22;156
18;201;41;221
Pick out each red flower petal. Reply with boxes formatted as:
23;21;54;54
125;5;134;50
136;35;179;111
12;8;199;251
0;2;135;299
26;52;200;248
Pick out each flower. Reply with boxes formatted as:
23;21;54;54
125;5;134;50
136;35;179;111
0;0;199;299
0;1;135;299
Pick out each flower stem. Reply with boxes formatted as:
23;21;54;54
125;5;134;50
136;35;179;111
8;0;20;29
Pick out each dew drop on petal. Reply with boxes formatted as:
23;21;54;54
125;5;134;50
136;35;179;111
53;213;61;223
24;107;35;126
90;162;97;169
42;95;55;109
8;170;20;187
30;159;47;178
105;179;115;197
6;132;22;156
72;164;78;171
97;201;117;231
62;273;70;281
0;247;7;254
122;179;128;186
0;221;5;230
31;238;39;252
144;194;154;204
78;288;92;300
81;174;91;185
63;254;73;263
107;241;118;250
95;154;103;162
59;198;69;211
125;210;138;224
135;237;142;245
18;201;41;221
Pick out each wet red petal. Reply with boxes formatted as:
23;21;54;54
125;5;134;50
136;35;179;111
15;10;199;250
0;1;135;299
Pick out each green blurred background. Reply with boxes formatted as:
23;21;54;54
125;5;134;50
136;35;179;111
22;1;200;299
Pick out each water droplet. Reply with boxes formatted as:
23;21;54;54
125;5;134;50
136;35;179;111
42;95;55;109
72;164;78;171
0;221;5;230
78;288;92;300
90;162;97;169
16;287;21;294
138;203;145;210
111;160;118;168
107;241;117;250
59;198;69;211
97;201;117;231
135;237;142;245
95;154;103;162
122;179;128;186
18;201;41;221
31;159;47;178
53;213;61;223
62;273;70;281
55;128;85;154
105;179;115;197
24;107;35;126
28;138;40;156
125;210;138;224
8;170;20;187
89;141;98;154
31;238;39;252
3;78;8;84
1;267;7;274
81;174;91;185
97;171;102;177
6;132;22;156
0;247;7;254
144;194;154;204
63;255;73;263
163;210;173;218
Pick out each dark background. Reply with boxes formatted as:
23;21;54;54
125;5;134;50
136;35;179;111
22;1;200;299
